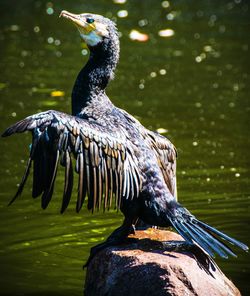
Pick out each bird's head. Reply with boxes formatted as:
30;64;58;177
60;10;119;49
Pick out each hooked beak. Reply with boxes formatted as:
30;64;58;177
60;10;95;34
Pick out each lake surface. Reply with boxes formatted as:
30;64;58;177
0;0;249;295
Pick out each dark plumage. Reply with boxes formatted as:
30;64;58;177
2;11;248;265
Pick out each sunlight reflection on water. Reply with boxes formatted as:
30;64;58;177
0;0;249;295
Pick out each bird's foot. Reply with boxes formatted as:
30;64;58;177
84;218;136;268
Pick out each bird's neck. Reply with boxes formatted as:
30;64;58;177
72;40;119;116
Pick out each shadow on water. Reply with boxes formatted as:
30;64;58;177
0;0;249;295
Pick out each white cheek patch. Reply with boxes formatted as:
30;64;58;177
80;31;103;46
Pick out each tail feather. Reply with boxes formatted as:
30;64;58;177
168;205;248;258
191;220;237;257
169;217;215;258
168;218;193;244
196;220;249;251
184;221;230;258
183;221;218;258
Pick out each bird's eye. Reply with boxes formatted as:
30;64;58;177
86;18;95;24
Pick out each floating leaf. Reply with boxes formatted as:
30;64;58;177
50;90;65;97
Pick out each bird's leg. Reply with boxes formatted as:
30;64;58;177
134;218;154;230
84;217;136;268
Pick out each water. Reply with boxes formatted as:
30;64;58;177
0;0;249;295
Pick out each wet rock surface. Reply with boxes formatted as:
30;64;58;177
84;229;241;296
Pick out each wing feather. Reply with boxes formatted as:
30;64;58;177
76;151;86;212
3;110;141;212
8;157;32;206
61;150;74;213
146;130;177;199
32;137;45;198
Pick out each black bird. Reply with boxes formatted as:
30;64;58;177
2;11;248;266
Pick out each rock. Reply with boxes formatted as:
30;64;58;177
84;229;241;296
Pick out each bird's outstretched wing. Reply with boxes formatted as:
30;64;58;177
2;110;141;213
146;130;177;199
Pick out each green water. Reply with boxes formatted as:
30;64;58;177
0;0;249;295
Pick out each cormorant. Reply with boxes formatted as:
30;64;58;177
2;11;248;266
